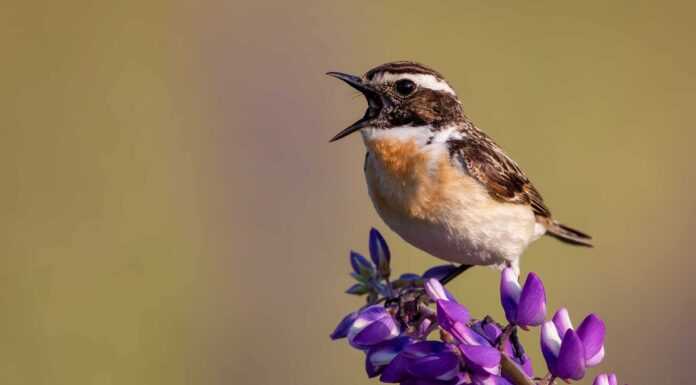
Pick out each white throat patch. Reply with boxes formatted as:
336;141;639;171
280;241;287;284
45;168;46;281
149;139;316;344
370;72;456;96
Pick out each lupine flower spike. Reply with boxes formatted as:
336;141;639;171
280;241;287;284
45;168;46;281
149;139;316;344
331;228;622;385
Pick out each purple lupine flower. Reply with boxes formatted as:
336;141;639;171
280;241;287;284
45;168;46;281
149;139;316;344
593;373;626;385
541;308;606;381
550;308;606;367
350;251;374;278
381;341;461;383
330;310;359;340
424;278;457;302
500;268;546;329
365;336;415;377
469;320;533;378
347;305;400;349
424;279;470;333
369;228;391;278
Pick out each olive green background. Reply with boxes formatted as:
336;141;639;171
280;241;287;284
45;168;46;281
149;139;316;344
1;1;694;384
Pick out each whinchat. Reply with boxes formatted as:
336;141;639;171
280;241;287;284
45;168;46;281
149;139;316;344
327;61;592;275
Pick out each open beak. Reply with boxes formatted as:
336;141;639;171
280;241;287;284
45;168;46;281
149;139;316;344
326;72;383;142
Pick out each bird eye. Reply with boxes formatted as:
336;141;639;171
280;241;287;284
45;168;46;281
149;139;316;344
394;79;416;96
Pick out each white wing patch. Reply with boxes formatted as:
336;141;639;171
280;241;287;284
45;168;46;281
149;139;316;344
371;72;457;95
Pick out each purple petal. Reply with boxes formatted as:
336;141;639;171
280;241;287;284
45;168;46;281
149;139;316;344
403;341;452;358
380;353;411;383
472;374;514;385
540;321;561;375
437;300;471;331
500;268;521;324
608;374;618;385
552;308;573;339
366;337;415;377
423;265;459;280
459;344;501;375
425;278;457;302
586;345;605;367
350;251;374;276
330;311;358;339
471;320;502;345
348;306;399;348
366;358;381;378
369;228;391;263
555;330;586;381
352;316;399;347
407;352;460;380
593;374;610;385
400;273;421;280
451;322;490;346
515;272;546;327
576;314;606;367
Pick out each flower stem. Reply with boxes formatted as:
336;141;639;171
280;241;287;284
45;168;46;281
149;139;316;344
499;324;515;352
500;353;536;385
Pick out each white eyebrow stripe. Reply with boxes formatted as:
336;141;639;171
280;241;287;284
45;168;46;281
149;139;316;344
371;72;456;95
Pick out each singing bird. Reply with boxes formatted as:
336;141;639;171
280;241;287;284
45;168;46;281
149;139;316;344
327;61;592;277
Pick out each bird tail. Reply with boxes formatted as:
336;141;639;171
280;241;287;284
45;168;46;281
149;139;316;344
541;218;594;247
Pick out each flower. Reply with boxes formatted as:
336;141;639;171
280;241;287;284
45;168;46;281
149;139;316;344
424;279;470;332
347;305;400;349
593;373;626;385
365;336;415;377
540;308;606;381
469;320;533;378
381;341;461;383
500;268;546;329
330;311;359;340
350;251;375;279
369;228;391;278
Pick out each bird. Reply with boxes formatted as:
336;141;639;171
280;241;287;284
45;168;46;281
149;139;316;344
327;61;592;277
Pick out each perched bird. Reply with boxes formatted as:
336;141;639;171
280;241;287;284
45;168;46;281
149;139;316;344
327;61;592;276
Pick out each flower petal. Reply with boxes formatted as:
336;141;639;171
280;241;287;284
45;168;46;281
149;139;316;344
368;337;415;366
403;341;451;358
500;268;521;324
593;374;610;385
425;278;457;302
352;315;399;347
471;320;502;345
472;374;514;385
576;314;606;367
555;329;586;381
540;321;561;374
585;345;605;367
608;374;618;385
459;344;501;375
369;228;391;277
407;351;460;381
552;308;573;339
350;251;374;276
348;305;399;348
437;300;471;331
515;272;546;327
423;265;459;280
380;353;411;383
330;311;358;339
451;322;490;346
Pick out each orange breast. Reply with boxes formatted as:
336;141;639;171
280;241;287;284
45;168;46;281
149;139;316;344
365;138;484;220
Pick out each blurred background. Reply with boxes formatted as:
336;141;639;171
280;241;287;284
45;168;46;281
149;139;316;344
1;1;694;384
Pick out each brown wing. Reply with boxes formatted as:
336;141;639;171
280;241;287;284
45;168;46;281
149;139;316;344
448;136;552;218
